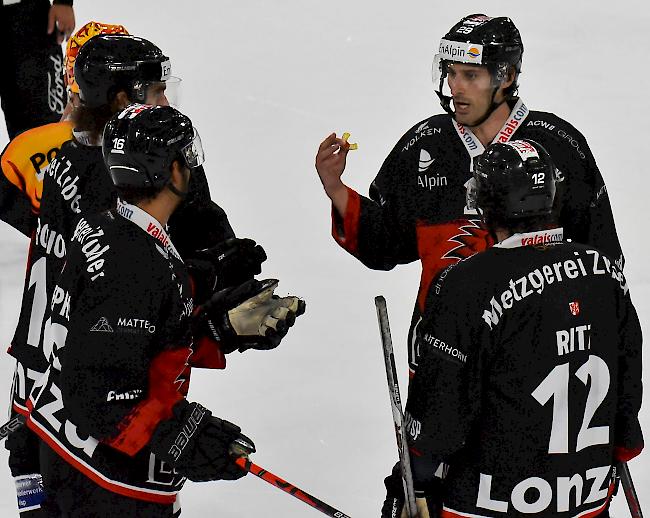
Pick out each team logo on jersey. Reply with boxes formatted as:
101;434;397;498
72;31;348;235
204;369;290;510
569;301;580;316
417;149;447;190
441;219;486;261
418;149;434;172
90;317;114;332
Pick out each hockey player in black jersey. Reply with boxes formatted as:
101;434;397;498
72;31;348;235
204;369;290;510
385;139;643;518
5;34;280;515
315;14;623;376
27;104;304;516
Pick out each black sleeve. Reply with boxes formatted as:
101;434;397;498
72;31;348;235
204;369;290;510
0;172;35;236
404;264;483;484
52;0;73;5
584;147;624;268
557;125;624;268
167;164;236;258
615;288;644;455
332;141;419;270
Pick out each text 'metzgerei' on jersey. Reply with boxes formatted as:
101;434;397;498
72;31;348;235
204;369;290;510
405;231;642;518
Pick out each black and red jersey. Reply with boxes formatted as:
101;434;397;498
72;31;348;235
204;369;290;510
405;231;643;518
331;99;623;373
9;132;234;416
27;205;197;503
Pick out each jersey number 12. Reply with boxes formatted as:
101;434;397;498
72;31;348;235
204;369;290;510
532;355;610;454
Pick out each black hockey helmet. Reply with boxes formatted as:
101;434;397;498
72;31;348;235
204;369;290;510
102;104;204;190
472;139;556;222
433;14;523;119
75;34;172;107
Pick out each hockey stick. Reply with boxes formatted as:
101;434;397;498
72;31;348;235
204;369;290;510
0;414;26;441
231;440;352;517
375;296;418;518
619;462;643;518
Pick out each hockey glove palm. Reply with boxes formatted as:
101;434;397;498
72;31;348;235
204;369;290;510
196;278;306;353
150;400;255;482
186;238;267;304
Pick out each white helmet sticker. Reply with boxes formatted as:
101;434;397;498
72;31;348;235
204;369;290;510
436;39;484;64
160;59;171;81
505;140;539;161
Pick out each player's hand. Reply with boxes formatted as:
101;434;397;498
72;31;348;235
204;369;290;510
381;462;441;518
186;237;267;304
315;132;351;212
399;499;431;518
150;400;254;482
196;278;306;353
47;5;75;44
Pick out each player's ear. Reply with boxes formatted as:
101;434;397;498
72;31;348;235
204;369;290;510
501;66;516;90
170;159;190;188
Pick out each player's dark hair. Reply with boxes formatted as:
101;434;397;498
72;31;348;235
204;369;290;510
114;157;184;204
71;104;114;142
114;184;161;205
496;64;519;99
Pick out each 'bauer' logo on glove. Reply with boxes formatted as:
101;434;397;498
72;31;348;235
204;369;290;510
168;403;208;461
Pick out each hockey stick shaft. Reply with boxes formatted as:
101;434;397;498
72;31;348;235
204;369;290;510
234;456;352;517
619;462;643;518
0;414;26;441
375;296;418;518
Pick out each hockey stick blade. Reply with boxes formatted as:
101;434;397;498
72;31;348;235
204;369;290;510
375;296;418;518
234;456;352;518
0;414;26;441
619;462;643;518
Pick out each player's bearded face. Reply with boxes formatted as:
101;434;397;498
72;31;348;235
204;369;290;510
144;77;181;108
145;82;170;106
447;64;494;127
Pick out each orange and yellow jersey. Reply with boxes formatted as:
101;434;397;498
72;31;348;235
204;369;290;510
0;121;74;236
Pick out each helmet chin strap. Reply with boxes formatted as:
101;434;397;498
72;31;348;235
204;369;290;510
166;182;188;199
166;167;190;199
464;87;506;128
436;82;507;128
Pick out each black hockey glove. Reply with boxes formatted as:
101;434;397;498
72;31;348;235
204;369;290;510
195;278;306;353
150;400;255;482
186;238;267;304
381;461;442;518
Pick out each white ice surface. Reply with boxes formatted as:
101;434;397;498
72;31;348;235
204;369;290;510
0;1;648;516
